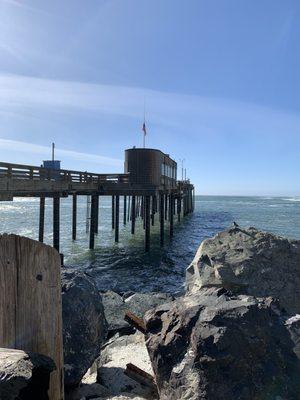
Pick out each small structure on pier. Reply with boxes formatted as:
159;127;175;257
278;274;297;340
0;147;195;253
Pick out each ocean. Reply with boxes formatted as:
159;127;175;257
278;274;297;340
1;195;299;294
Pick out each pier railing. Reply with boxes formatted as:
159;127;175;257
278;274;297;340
0;162;129;184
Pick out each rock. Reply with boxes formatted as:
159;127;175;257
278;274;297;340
144;287;300;400
125;292;174;318
101;291;133;337
0;348;55;400
102;291;174;338
62;269;107;389
97;332;157;399
286;314;300;359
186;225;300;314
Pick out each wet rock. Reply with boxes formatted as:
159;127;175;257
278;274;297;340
144;287;300;400
186;224;300;314
62;269;107;389
102;291;174;338
0;348;55;400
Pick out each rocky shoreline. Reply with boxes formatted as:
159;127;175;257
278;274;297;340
1;224;300;399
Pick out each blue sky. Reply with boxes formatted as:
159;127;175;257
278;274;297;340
0;0;299;195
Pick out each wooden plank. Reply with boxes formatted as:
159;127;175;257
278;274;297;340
124;363;157;393
124;311;146;334
0;234;64;400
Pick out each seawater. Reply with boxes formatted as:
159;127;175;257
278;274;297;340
1;196;299;294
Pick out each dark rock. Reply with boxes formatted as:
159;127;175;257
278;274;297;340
186;225;300;314
286;314;300;359
144;287;300;400
62;269;107;389
0;348;55;400
102;290;174;338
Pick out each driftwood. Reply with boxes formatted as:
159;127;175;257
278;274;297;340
124;311;146;333
125;363;157;393
0;234;64;400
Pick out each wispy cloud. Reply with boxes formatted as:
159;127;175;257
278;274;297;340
0;138;123;168
0;73;300;139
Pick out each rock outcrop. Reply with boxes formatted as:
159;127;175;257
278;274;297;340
144;287;300;400
0;348;55;400
62;269;107;389
186;224;300;314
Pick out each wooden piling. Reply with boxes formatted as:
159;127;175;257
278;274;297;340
53;196;60;252
177;197;181;222
115;195;120;243
112;195;115;230
151;195;155;226
72;194;77;240
0;234;64;400
95;195;99;234
131;195;136;234
164;194;168;220
89;194;97;249
169;194;174;238
123;195;127;226
127;195;131;222
39;196;45;242
159;194;164;247
145;195;151;252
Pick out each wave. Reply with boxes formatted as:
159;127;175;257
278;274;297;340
283;198;300;202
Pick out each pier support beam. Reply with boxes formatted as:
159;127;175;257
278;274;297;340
89;194;98;249
39;196;45;243
164;194;168;220
177;197;181;222
159;194;164;247
151;195;155;226
169;194;174;238
131;196;136;234
123;195;127;226
145;195;151;252
115;195;120;243
112;195;115;230
95;195;99;234
53;196;60;252
72;194;77;240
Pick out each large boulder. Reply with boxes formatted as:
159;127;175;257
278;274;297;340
144;287;300;400
62;269;107;389
186;224;300;314
0;348;55;400
102;291;174;338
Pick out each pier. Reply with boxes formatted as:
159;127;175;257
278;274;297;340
0;148;194;253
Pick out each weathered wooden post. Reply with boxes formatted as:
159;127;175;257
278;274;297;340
115;195;120;243
159;194;164;247
110;195;114;230
0;234;64;400
89;194;97;249
53;196;60;252
39;196;45;242
164;194;168;220
145;196;151;252
151;195;155;226
131;195;136;234
169;194;174;238
95;195;99;234
123;195;127;226
72;194;77;240
177;197;181;222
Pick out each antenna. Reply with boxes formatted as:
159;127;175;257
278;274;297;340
52;142;55;162
142;97;146;148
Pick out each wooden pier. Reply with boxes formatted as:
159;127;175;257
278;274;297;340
0;148;195;253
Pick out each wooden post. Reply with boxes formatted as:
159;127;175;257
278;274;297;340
0;234;64;400
53;196;60;253
145;196;150;252
123;195;127;226
95;195;99;234
128;196;131;222
39;196;45;243
72;194;77;240
169;194;174;238
89;194;97;249
164;194;168;220
112;195;115;230
177;197;181;222
115;195;120;243
159;194;164;247
151;195;155;226
131;195;136;234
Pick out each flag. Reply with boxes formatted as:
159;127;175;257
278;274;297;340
142;122;147;136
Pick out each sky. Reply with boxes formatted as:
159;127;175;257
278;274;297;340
0;0;299;196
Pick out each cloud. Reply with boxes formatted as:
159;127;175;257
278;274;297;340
0;73;300;139
0;138;123;168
